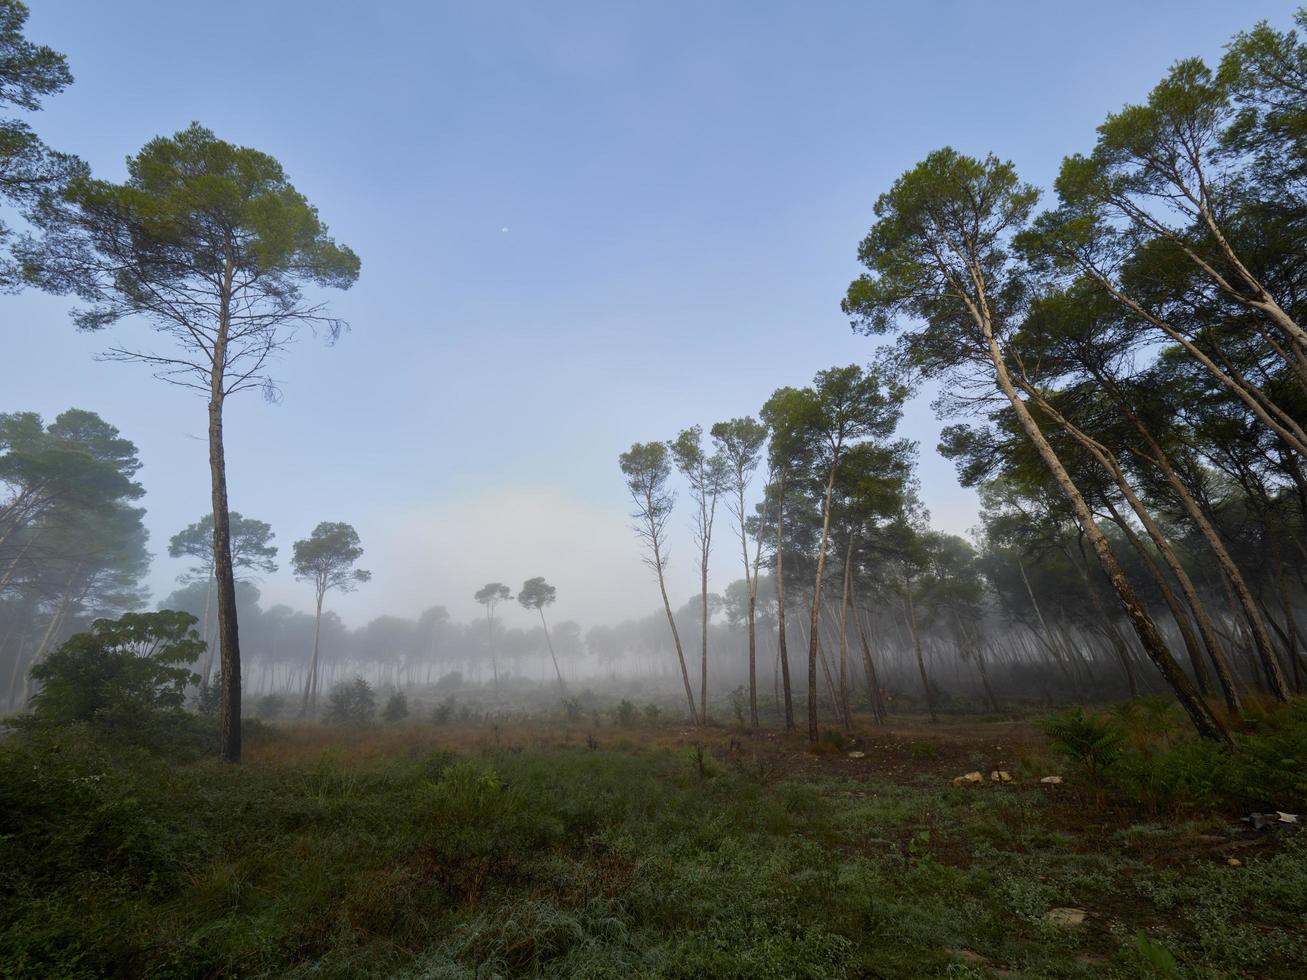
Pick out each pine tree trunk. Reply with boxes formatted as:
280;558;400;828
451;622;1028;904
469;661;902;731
211;255;243;762
837;534;855;727
904;582;936;723
773;472;794;730
806;465;839;742
301;592;323;716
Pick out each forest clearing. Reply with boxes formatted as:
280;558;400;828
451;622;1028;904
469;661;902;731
4;704;1306;977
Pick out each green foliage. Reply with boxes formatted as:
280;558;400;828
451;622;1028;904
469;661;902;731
27;610;203;730
323;677;376;725
1129;929;1180;976
431;696;456;725
730;685;747;726
383;691;409;723
255;692;285;719
1111;699;1307;812
417;761;563;902
1041;707;1125;781
613;698;637;727
292;522;371;597
516;576;556;612
2;725;1306;978
168;511;278;579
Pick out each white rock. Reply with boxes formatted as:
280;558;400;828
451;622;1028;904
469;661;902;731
1040;775;1063;785
1045;907;1087;926
952;771;984;785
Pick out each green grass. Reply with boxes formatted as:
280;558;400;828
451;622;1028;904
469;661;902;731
1;720;1305;978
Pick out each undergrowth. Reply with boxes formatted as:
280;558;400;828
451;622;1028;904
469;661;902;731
1;710;1305;978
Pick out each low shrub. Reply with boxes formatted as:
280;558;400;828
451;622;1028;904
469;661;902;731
324;677;376;725
383;691;409;723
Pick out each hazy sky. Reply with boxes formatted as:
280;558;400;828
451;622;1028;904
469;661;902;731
4;1;1298;629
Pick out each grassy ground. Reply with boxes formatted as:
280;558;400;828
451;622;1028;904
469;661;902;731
2;713;1305;978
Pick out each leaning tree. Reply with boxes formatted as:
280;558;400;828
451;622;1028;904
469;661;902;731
518;576;566;693
27;124;360;761
842;147;1228;741
619;441;699;725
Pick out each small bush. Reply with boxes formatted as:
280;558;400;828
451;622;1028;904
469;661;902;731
383;691;409;723
417;760;562;901
643;703;662;724
323;677;376;725
22;611;206;752
614;699;637;727
431;696;456;725
255;692;286;719
28;611;204;727
1041;708;1124;782
730;685;747;726
433;671;463;692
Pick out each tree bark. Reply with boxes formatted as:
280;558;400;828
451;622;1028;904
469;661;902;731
301;591;324;716
904;581;936;723
806;464;840;742
538;607;566;693
211;251;243;762
836;533;855;726
773;471;794;730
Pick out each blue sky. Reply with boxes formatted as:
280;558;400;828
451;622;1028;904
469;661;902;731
4;0;1299;628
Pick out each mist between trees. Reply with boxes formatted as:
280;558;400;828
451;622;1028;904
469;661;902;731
2;3;1307;755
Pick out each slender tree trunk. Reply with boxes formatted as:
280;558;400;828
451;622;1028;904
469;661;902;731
1111;389;1289;700
700;543;710;724
1025;386;1245;713
211;256;243;762
806;464;840;741
655;559;698;726
538;607;566;693
773;472;795;730
903;582;936;723
739;479;761;728
301;591;323;716
199;570;215;685
854;607;885;723
486;605;500;696
837;534;855;727
5;610;35;709
1105;505;1216;699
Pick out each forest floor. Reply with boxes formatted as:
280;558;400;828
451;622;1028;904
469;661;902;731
3;711;1306;978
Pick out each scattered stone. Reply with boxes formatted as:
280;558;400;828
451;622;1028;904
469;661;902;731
1045;907;1087;927
847;750;866;759
1227;857;1243;867
1276;811;1300;824
990;770;1013;782
1039;775;1063;785
952;771;984;785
